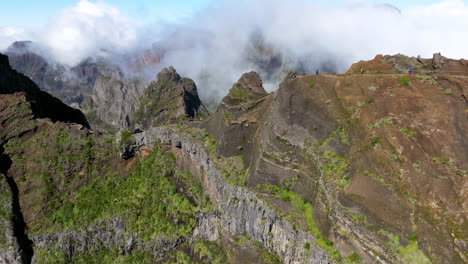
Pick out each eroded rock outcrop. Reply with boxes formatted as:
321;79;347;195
204;71;271;161
31;217;184;263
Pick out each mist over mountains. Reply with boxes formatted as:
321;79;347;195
2;0;468;99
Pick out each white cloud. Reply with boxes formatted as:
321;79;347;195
405;0;468;59
153;0;468;98
41;0;138;66
0;26;31;51
1;0;468;98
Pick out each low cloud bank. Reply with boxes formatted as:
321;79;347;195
1;0;468;98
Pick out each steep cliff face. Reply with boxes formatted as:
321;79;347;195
0;173;23;264
134;126;331;263
132;67;209;129
82;71;146;130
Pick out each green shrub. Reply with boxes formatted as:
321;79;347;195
337;175;352;187
399;77;411;86
432;157;451;165
370;134;381;146
369;118;392;129
276;135;289;144
416;75;437;85
412;161;422;174
120;130;134;144
443;88;453;95
400;128;417;137
308;82;316;88
351;213;368;225
257;184;341;260
344;252;362;263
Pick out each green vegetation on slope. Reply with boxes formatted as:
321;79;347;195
233;234;282;264
312;127;351;188
4;122;229;262
4;124;120;233
378;230;432;264
34;248;153;264
166;241;228;264
219;156;248;186
50;144;209;240
228;87;249;101
35;241;229;264
257;184;341;261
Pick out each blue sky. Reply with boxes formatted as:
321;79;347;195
0;0;212;27
0;0;458;28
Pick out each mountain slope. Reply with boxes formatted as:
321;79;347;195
0;53;466;264
0;53;277;264
199;55;467;263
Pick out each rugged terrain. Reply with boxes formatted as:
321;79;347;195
5;41;153;130
0;52;467;264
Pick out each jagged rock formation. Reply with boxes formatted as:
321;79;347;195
132;67;209;129
81;71;146;130
5;41;90;104
5;42;147;130
0;53;89;128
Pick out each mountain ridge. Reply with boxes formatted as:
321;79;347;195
0;52;466;263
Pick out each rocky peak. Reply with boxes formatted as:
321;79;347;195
132;67;209;129
5;41;34;54
156;66;180;83
432;52;445;69
225;71;268;104
238;71;266;94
